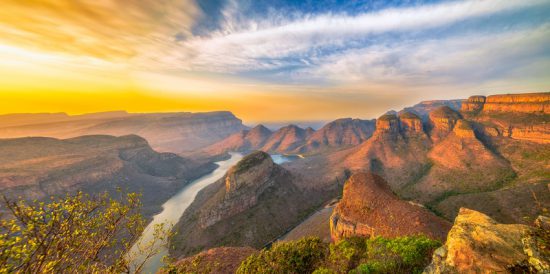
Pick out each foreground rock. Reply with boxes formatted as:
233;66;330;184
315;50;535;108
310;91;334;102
330;173;451;242
424;208;550;273
163;247;256;274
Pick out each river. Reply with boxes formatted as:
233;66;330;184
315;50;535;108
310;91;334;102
129;152;296;273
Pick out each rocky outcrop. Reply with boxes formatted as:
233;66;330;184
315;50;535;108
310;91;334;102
330;173;451;242
399;112;424;135
199;151;283;228
461;95;486;113
428;106;462;142
295;118;375;154
462;92;550;114
452;119;475;138
424;208;550;274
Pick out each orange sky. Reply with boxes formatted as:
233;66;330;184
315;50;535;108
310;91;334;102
0;0;548;122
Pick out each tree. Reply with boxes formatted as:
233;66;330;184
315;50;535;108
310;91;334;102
0;191;170;273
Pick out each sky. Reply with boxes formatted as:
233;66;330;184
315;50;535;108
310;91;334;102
0;0;549;122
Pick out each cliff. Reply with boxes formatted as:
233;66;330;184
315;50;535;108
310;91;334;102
261;125;310;153
428;106;462;142
330;173;451;242
425;208;549;273
462;92;549;114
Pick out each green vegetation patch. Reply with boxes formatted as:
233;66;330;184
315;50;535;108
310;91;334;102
237;235;441;274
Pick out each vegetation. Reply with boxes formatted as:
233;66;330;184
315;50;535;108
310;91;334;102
0;191;170;273
237;235;441;274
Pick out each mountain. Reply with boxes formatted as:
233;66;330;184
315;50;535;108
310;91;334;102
425;208;549;273
202;125;273;155
0;111;247;154
294;118;376;154
0;135;216;217
165;247;257;274
330;173;451;242
170;151;328;257
260;125;311;153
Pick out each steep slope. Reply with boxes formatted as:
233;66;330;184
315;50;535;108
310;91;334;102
261;125;310;153
344;112;431;190
330;173;451;242
0;111;247;154
407;119;514;203
170;151;326;258
295;118;375;154
165;247;257;274
0;135;216;216
425;208;549;273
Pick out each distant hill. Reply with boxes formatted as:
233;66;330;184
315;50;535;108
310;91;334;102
0;135;216;217
0;111;247;154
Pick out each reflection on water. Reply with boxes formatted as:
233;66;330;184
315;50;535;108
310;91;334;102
128;152;243;273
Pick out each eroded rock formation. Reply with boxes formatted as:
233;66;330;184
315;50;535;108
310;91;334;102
330;173;451;242
424;208;550;273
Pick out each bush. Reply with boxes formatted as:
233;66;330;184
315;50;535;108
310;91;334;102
0;192;170;273
237;235;440;274
237;237;327;274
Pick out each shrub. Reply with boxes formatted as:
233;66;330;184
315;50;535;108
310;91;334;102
237;237;327;274
0;192;170;273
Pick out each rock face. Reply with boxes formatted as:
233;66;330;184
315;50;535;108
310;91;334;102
171;151;321;258
0;111;247;154
199;151;284;227
461;95;486;113
295;118;375;154
399;112;424;135
424;208;550;274
0;135;215;217
462;92;550;114
428;106;462;142
330;173;451;242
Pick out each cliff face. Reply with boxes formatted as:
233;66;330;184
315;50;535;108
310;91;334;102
0;111;247;154
428;106;462;142
425;208;549;273
330;173;451;242
462;92;549;114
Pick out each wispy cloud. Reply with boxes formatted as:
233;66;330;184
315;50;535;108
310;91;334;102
150;0;548;75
